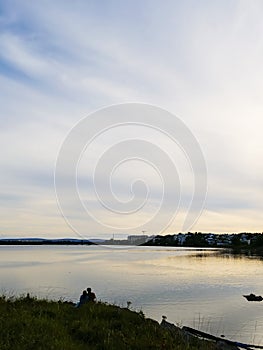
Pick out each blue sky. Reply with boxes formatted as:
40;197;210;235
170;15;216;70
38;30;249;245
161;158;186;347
0;0;263;238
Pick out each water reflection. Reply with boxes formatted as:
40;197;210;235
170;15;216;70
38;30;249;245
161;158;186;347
0;245;262;345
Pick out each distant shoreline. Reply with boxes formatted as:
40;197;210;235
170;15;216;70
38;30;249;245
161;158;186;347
1;233;263;257
0;239;95;245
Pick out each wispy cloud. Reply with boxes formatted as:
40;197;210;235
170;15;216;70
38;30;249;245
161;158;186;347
0;0;263;237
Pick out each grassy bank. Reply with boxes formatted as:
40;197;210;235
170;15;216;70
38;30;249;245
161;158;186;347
0;295;218;350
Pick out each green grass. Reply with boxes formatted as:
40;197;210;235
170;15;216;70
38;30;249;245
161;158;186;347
0;295;218;350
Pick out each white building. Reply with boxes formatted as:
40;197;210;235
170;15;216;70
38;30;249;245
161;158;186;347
127;235;148;244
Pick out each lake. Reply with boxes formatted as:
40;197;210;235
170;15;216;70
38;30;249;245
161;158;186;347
0;245;262;345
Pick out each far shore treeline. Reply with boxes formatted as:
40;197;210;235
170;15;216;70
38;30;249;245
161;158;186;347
0;238;95;246
0;232;263;252
143;232;263;254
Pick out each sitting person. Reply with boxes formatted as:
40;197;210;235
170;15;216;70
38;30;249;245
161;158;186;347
87;287;96;302
77;290;89;307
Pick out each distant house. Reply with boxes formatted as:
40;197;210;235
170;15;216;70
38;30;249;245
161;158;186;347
176;233;187;245
240;233;250;245
206;234;216;245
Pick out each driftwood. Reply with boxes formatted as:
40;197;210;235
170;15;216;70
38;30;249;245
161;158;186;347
160;317;263;350
182;326;263;350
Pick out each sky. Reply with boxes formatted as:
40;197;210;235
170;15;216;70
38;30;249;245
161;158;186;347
0;0;263;239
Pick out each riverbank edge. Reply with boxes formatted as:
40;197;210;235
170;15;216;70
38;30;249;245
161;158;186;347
0;294;222;350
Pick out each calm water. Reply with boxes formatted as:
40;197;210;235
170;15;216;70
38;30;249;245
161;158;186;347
0;245;263;345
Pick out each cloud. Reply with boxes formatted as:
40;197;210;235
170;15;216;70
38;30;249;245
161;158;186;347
0;0;263;237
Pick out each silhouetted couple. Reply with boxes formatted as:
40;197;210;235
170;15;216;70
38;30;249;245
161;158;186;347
78;287;96;307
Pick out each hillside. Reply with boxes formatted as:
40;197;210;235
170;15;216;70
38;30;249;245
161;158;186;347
0;295;219;350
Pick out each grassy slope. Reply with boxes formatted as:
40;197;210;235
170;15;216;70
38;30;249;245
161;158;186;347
0;296;217;350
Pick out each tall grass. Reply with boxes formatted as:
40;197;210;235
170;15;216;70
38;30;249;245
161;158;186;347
0;295;218;349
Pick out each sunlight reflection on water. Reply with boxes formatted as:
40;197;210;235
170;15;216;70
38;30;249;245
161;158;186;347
0;245;262;345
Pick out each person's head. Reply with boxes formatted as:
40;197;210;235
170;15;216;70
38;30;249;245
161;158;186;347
87;287;91;293
83;290;87;295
